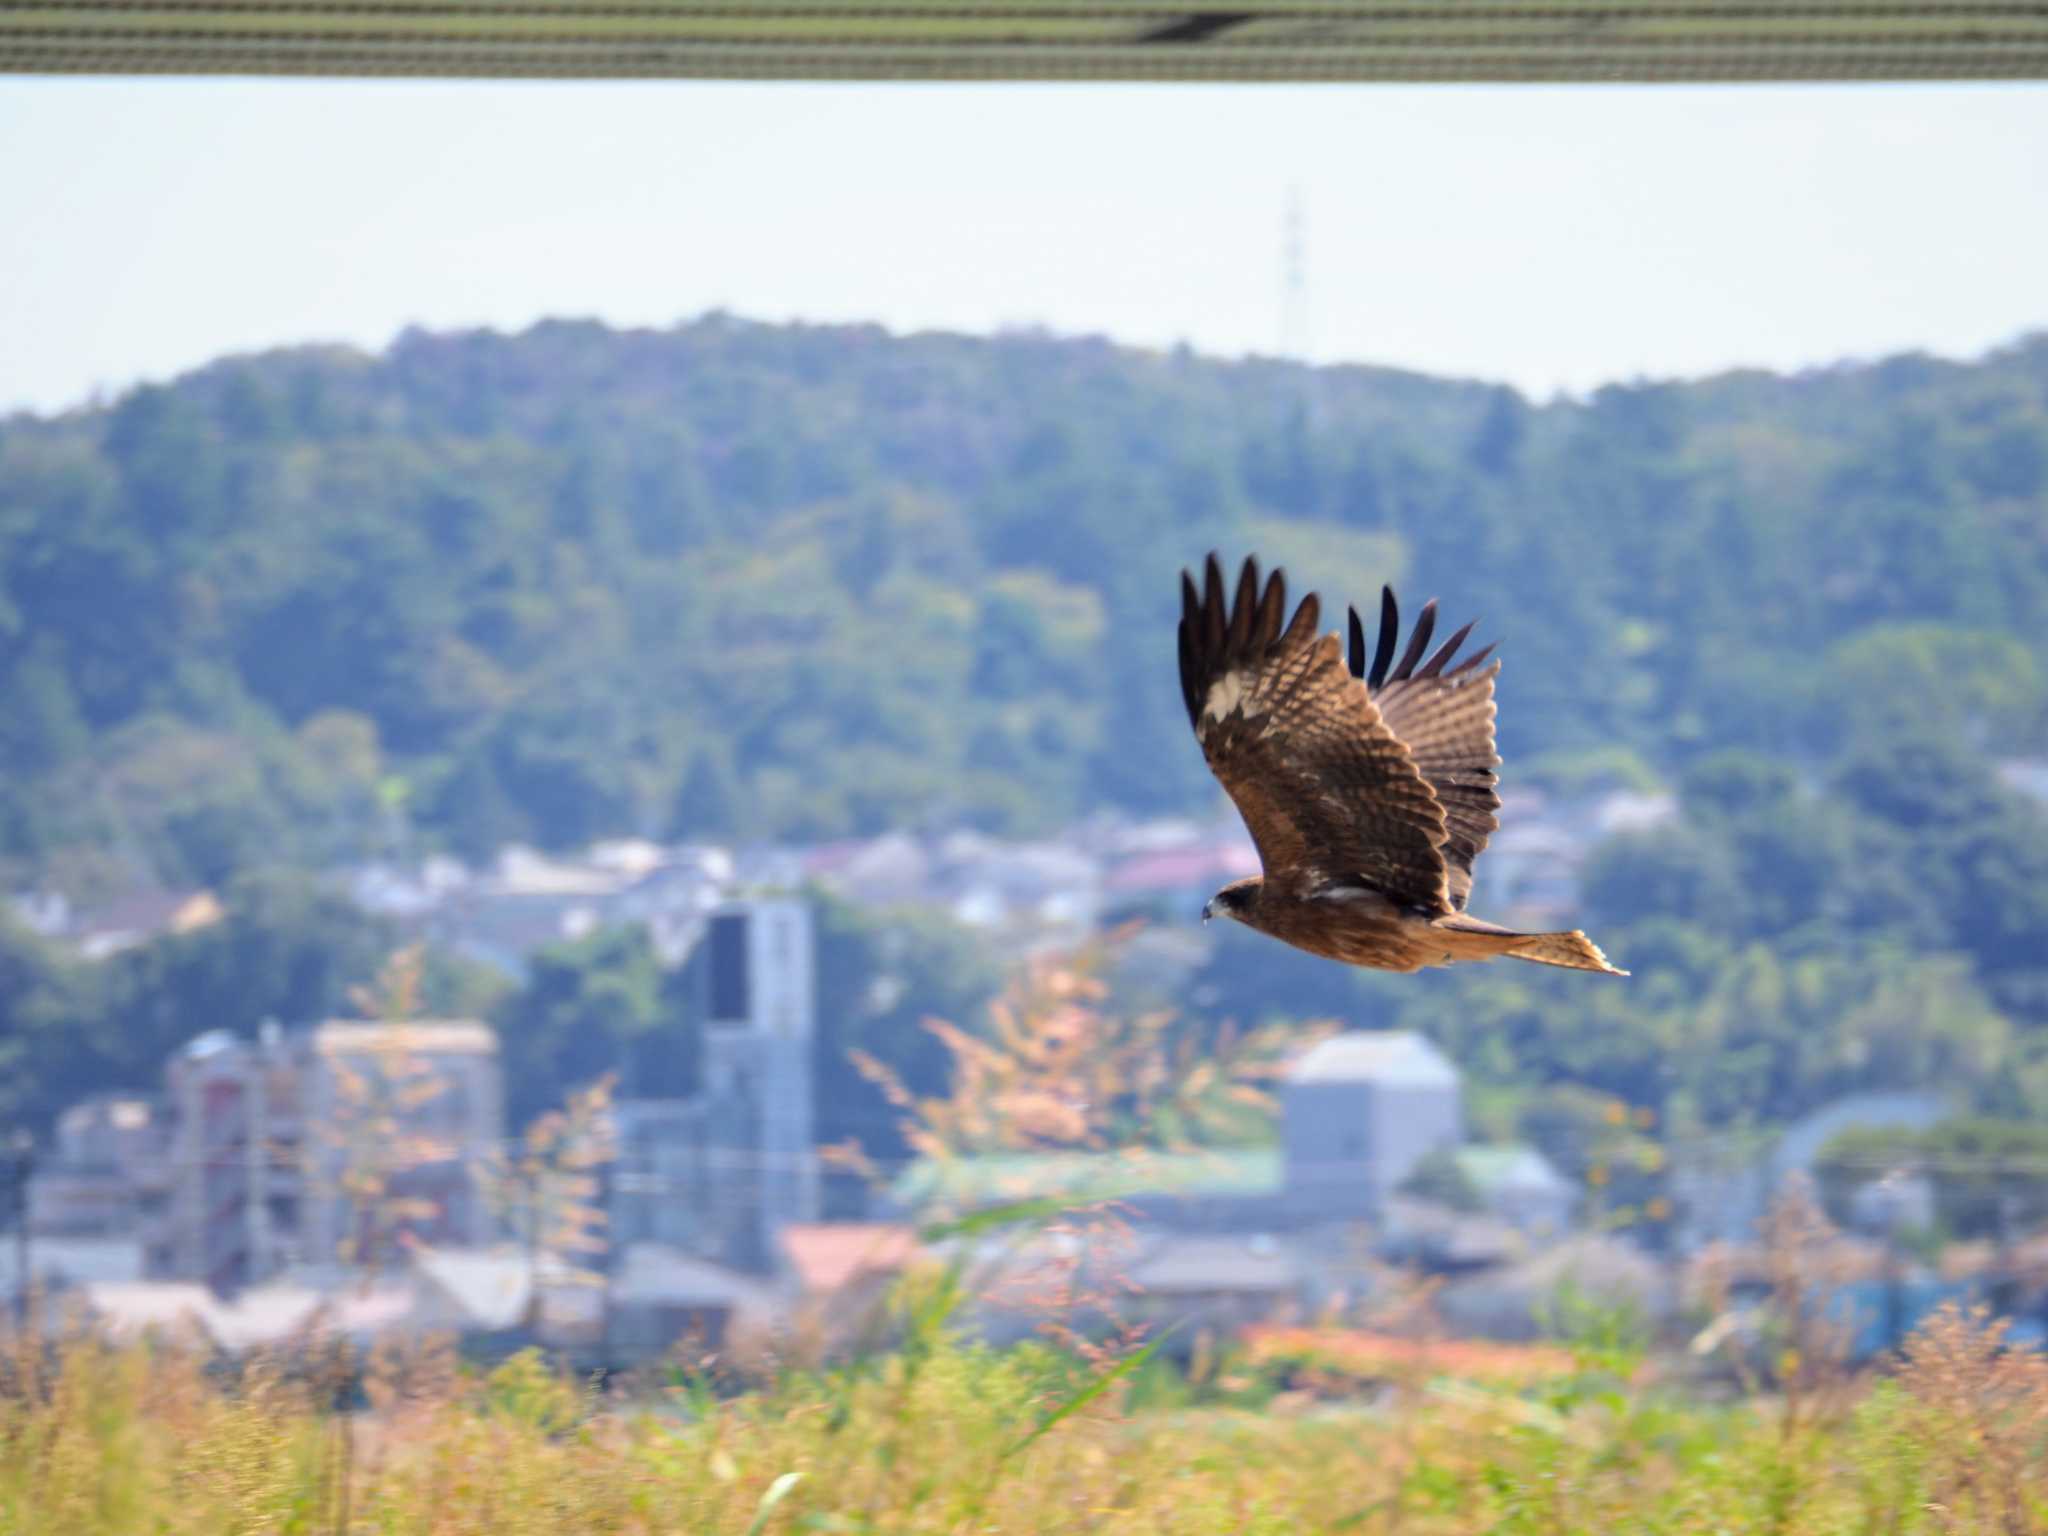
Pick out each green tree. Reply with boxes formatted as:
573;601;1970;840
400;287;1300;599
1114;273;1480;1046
809;891;1003;1169
491;925;688;1127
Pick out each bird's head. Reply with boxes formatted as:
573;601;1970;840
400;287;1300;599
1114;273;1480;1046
1202;878;1260;926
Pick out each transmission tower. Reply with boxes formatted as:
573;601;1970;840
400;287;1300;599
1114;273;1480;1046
1280;184;1310;363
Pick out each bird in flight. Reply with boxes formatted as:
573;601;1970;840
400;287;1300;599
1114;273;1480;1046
1178;552;1625;976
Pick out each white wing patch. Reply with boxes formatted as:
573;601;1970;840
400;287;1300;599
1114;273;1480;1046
1203;670;1256;724
1311;884;1387;909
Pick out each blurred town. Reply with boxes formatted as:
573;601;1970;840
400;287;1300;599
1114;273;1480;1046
4;320;2048;1391
7;771;2047;1370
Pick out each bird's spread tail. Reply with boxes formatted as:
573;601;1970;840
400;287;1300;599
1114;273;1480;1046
1501;929;1628;976
1435;914;1628;976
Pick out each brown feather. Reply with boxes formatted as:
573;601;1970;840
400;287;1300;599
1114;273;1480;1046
1255;568;1287;652
1365;589;1503;910
1175;553;1622;978
1391;599;1437;682
1228;556;1259;653
1179;554;1451;916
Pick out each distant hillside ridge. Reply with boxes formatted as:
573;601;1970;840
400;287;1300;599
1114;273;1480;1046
2;315;2044;889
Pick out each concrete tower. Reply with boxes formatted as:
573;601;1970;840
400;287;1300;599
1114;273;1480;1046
698;897;819;1270
1282;1031;1462;1223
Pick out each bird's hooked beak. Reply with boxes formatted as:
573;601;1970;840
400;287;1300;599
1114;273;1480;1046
1201;899;1215;925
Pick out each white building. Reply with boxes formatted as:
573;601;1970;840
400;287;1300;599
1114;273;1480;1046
156;1019;503;1294
27;1095;169;1239
1282;1031;1464;1222
605;898;822;1274
1455;1145;1579;1238
296;1020;504;1274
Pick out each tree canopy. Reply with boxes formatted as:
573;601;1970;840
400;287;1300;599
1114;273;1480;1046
3;318;2042;881
3;316;2046;1154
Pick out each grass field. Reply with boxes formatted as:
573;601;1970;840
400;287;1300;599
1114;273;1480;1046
7;955;2043;1533
3;1295;2044;1536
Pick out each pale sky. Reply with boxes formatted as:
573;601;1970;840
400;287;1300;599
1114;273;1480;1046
1;78;2045;415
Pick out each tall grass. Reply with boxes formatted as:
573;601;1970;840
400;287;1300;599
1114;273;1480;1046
10;938;2042;1533
3;1300;2045;1535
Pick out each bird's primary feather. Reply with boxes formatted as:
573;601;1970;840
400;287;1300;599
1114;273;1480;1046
1179;552;1452;919
1348;586;1501;911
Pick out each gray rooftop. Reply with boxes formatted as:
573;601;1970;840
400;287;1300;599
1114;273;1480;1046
1287;1031;1459;1089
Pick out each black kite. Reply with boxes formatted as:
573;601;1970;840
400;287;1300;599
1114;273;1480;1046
1178;552;1625;977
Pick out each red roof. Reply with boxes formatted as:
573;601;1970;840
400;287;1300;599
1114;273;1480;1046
779;1223;919;1295
1105;842;1259;893
800;841;870;877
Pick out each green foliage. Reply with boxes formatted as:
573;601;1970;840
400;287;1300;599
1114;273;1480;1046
808;890;1003;1170
3;318;2048;1153
1815;1116;2048;1238
0;870;393;1130
481;1348;589;1437
491;924;692;1126
1398;1145;1484;1213
5;1301;2047;1535
1536;1276;1651;1382
1;320;2042;881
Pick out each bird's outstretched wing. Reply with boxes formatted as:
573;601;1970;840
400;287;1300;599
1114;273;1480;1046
1179;554;1451;915
1348;587;1501;910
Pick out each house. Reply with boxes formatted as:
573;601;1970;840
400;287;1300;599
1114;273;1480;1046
1994;758;2048;806
928;1224;1309;1348
777;1222;919;1351
27;1095;169;1239
779;1222;918;1302
605;845;733;966
601;899;823;1275
155;1018;503;1293
425;845;629;975
0;1233;147;1312
64;888;224;962
1468;819;1584;930
607;1242;774;1360
54;1281;218;1345
887;1145;1284;1231
1102;841;1260;926
1668;1093;1948;1253
409;1247;550;1336
889;1032;1474;1237
51;1275;416;1353
1436;1232;1671;1342
1374;1198;1527;1276
345;855;472;924
1283;1032;1463;1223
801;830;1106;936
297;1019;505;1267
1119;1231;1303;1335
930;832;1102;935
1455;1145;1578;1237
803;832;931;909
1846;1170;1936;1236
351;840;737;977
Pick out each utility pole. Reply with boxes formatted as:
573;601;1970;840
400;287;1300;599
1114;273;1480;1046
1280;184;1310;364
1991;1171;2019;1321
1874;1166;1911;1356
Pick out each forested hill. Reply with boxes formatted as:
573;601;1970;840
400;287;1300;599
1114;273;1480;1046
3;316;2046;888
